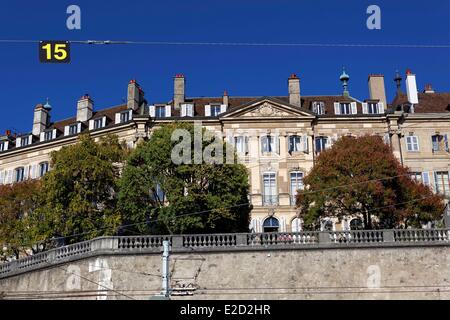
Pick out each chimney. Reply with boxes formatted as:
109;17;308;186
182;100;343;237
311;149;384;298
288;74;301;107
32;103;50;136
368;74;387;106
424;84;435;94
76;94;93;122
223;90;229;106
127;80;145;111
174;74;185;110
405;69;419;104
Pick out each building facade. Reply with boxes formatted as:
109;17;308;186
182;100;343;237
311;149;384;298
1;70;450;233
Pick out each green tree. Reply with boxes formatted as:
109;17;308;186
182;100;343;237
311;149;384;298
118;122;251;234
296;135;444;230
0;180;41;260
30;134;126;245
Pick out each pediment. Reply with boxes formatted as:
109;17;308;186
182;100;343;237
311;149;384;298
221;98;314;119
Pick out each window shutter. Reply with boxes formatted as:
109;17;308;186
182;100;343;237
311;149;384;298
102;117;106;128
64;126;70;136
302;134;308;153
24;165;29;180
0;170;4;185
434;171;439;193
351;102;357;114
181;104;186;117
149;105;155;118
244;136;249;154
16;137;21;147
422;172;430;186
165;105;171;117
52;129;57;139
30;164;36;179
88;120;94;130
445;134;449;152
362;103;368;114
188;104;194;116
40;132;45;142
4;141;8;150
378;102;385;113
77;123;82;133
220;104;227;114
334;102;340;115
205;105;211;117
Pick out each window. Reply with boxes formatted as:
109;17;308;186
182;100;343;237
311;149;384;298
69;124;78;135
151;183;165;203
339;103;351;115
234;136;248;154
367;103;379;114
263;217;279;233
20;136;29;147
290;172;304;205
432;134;448;152
288;135;302;153
181;104;194;117
15;167;25;182
410;172;423;183
406;136;419;152
315;136;328;154
155;106;166;118
349;218;364;230
44;131;53;141
210;105;221;117
263;172;277;206
120;111;130;123
291;217;303;232
435;171;450;197
94;118;103;130
39;162;49;177
261;135;278;153
312;102;325;115
0;142;5;152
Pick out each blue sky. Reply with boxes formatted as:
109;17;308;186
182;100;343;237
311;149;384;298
0;0;449;133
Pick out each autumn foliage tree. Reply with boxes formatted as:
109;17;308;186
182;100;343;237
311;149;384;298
296;135;444;230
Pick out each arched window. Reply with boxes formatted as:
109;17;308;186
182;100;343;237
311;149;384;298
320;218;334;231
15;167;25;182
291;217;303;232
263;217;279;233
350;218;364;230
39;162;49;177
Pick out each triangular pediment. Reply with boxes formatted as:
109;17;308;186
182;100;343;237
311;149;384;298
220;97;314;119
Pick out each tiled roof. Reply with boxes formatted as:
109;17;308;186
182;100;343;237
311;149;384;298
391;92;450;113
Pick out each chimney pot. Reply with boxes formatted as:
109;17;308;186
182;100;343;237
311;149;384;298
368;74;387;106
76;94;94;122
174;74;186;109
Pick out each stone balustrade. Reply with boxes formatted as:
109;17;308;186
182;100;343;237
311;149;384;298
1;228;449;280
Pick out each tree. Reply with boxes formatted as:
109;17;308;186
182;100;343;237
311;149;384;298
118;122;251;235
296;135;444;230
0;180;41;260
30;134;126;245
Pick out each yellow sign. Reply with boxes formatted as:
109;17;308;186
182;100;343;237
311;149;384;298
39;41;71;63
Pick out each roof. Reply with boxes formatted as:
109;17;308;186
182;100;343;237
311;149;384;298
391;92;450;113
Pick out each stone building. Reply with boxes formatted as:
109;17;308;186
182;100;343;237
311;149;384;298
1;70;449;233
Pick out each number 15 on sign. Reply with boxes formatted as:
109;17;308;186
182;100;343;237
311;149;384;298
39;41;71;63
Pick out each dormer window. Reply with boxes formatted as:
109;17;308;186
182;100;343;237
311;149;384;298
312;102;325;115
41;129;56;142
115;110;133;124
0;141;8;152
181;103;194;117
69;124;78;135
210;105;221;117
155;106;166;118
149;105;171;118
362;102;385;114
17;135;31;147
334;102;357;115
205;104;226;117
94;118;104;129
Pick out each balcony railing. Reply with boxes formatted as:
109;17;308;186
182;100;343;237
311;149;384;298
262;195;278;206
1;229;450;279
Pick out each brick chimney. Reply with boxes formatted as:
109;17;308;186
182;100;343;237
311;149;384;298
424;84;435;94
288;74;301;107
127;80;145;111
223;90;229;106
76;94;93;122
32;104;50;136
174;74;185;110
368;74;387;106
405;69;419;104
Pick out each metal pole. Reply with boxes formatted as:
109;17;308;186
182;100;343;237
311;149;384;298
161;240;170;297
